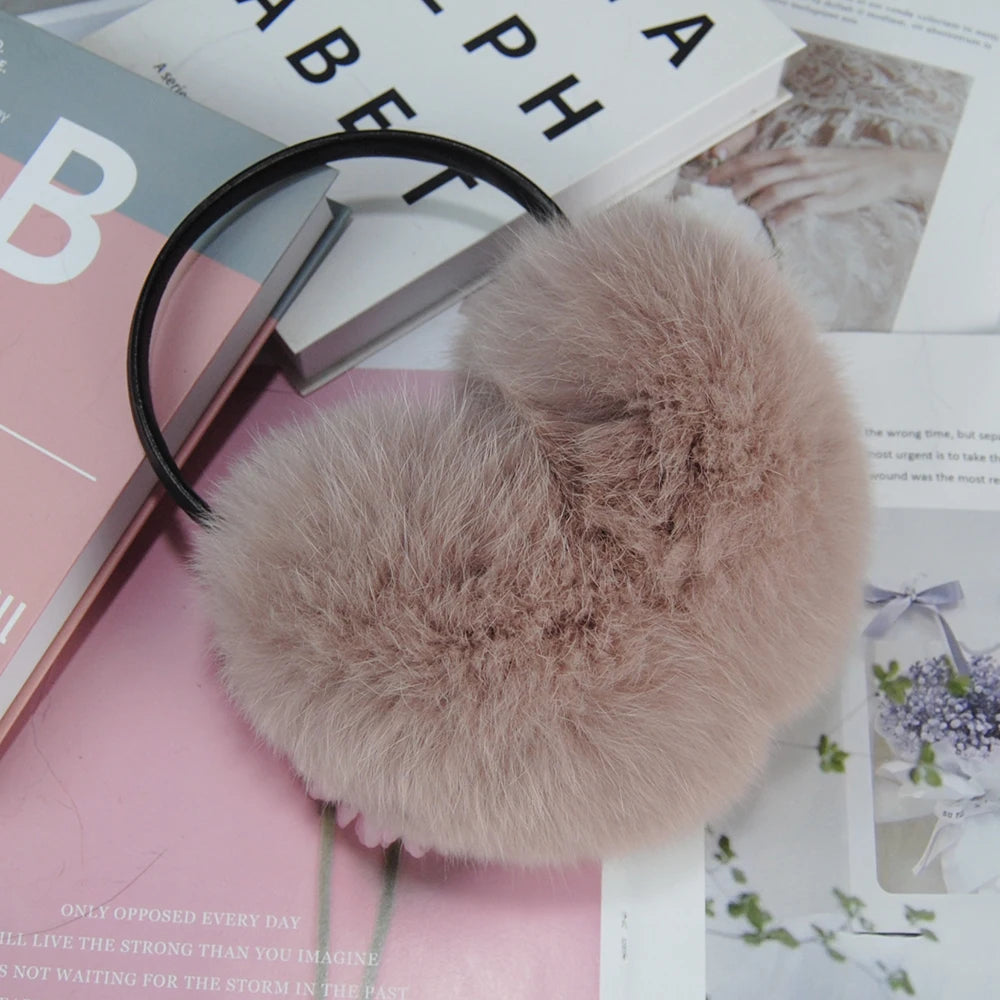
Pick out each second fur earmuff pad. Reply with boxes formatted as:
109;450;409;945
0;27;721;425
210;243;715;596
193;200;870;865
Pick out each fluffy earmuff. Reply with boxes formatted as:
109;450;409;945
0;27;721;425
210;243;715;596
192;199;870;865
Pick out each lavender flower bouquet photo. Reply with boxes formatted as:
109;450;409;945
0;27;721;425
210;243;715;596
872;651;1000;893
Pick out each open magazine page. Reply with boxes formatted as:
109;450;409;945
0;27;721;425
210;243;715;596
642;0;999;335
706;333;1000;999
0;310;704;999
0;366;601;1000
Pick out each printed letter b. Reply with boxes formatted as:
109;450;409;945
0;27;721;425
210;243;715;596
0;117;137;285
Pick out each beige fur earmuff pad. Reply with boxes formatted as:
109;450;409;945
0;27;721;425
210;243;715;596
193;200;870;865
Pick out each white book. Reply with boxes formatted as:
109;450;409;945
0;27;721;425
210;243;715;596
83;0;801;391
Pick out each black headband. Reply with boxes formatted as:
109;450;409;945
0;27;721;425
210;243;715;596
128;129;565;526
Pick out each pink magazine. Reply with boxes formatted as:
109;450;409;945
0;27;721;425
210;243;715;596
0;185;259;710
0;319;274;750
0;366;601;999
0;12;340;735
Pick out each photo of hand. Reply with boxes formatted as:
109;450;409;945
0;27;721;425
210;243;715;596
667;35;970;331
707;145;947;225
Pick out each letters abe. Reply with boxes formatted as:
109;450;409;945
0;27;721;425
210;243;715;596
233;1;715;202
235;1;716;136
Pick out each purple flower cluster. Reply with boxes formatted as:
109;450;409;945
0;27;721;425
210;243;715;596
875;654;1000;760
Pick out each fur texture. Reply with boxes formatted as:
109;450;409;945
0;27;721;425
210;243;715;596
193;200;870;865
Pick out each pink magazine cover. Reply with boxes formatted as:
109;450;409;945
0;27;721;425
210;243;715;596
0;168;258;687
0;12;338;733
0;365;601;999
0;319;274;751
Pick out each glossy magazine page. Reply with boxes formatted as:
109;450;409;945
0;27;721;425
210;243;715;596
705;332;1000;998
0;320;705;997
0;367;601;1000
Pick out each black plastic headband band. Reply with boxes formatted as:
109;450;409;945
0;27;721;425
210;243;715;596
129;129;565;526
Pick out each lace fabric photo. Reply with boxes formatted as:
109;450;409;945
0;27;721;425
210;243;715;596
661;34;971;331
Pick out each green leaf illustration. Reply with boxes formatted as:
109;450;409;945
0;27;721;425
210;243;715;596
873;660;913;704
708;832;929;990
903;906;934;925
946;665;971;698
884;966;916;995
811;923;847;961
728;892;772;933
714;834;736;864
816;734;849;773
833;888;866;921
767;928;799;949
909;744;943;787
